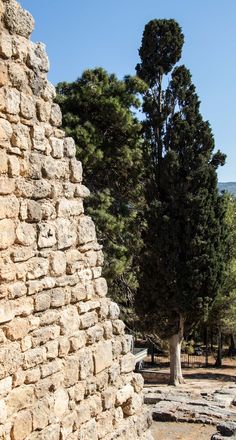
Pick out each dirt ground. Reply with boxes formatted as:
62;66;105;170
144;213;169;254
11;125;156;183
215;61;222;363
145;357;236;440
151;421;215;440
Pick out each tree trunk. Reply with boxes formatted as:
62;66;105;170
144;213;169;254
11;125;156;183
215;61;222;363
215;327;222;367
205;325;209;367
169;316;185;386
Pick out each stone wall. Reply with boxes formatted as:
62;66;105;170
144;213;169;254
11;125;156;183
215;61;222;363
0;1;153;439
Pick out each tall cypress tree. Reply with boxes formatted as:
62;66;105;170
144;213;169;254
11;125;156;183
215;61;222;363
135;19;227;385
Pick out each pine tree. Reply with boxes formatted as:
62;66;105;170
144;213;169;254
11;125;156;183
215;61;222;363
135;19;227;385
56;68;147;321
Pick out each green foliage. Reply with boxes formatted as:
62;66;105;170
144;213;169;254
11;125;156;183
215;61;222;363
135;19;227;339
56;68;147;318
208;195;236;334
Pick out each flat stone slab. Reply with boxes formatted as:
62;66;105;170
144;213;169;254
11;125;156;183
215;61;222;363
144;384;236;426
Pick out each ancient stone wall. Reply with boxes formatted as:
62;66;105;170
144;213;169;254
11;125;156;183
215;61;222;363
0;1;153;439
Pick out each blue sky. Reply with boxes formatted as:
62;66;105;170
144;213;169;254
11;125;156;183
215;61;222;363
20;0;236;182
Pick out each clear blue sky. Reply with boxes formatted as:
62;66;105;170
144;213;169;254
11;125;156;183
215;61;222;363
20;0;236;182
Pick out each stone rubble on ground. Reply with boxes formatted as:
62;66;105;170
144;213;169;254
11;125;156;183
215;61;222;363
144;384;236;425
0;1;153;439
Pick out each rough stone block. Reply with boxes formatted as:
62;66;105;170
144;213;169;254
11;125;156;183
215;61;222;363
4;0;35;37
11;409;32;440
94;341;113;374
0;218;15;249
77;216;96;245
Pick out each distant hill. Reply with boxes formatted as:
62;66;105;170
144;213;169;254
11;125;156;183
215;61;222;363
218;182;236;196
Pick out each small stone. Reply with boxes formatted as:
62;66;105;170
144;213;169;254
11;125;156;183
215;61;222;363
38;222;57;248
77;216;96;245
64;137;76;157
16;222;36;246
50;104;62;127
50;137;64;158
0;218;15;249
70;158;82;183
0;33;12;58
50;251;66;276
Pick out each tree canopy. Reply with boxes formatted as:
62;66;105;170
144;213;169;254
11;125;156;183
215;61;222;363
56;68;147;320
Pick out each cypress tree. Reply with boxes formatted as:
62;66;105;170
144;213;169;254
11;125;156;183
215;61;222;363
135;19;227;385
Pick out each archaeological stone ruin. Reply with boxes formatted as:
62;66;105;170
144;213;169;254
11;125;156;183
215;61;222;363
0;1;153;439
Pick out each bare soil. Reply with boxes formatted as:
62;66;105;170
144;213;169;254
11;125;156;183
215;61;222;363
145;357;236;440
151;421;215;440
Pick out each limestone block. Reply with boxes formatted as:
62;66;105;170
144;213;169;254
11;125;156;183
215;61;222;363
50;251;66;276
79;347;94;380
116;384;134;406
80;311;98;330
5;88;21;114
34;292;51;312
11;409;32;440
42;156;64;179
4;317;29;340
70;158;82;183
112;320;125;336
0;150;8;173
56;218;77;249
23;347;47;369
38;222;57;248
0;399;7;424
75;184;90;198
32;124;46;151
14;296;34;317
94;341;113;375
41;80;56;102
75;400;91;427
69;331;86;352
24;367;41;384
77;216;96;245
20;93;36;120
86;324;104;345
0;262;16;281
103;321;113;340
50;103;62;127
58;337;70;358
96;410;114;438
27;257;49;280
41;359;62;379
131;374;144;393
50;288;66;308
123;393;143;416
0;376;12;398
64;355;79;387
0;218;15;249
94;277;108;297
59;306;80;336
64;137;76;158
21;335;32;352
49;136;63;158
31;325;60;347
0;118;13;144
109;362;120;385
27;200;42;222
120;353;136;374
102;387;116;410
0;61;8;86
4;0;34;37
27;42;49;72
54;388;69;418
16;222;36;246
32;397;50;430
37;99;51;122
12;123;31;150
0;32;12;58
9;63;28;90
32;180;52;199
0;195;19;219
71;284;87;302
57;199;83;217
6;385;35;414
46;340;58;359
8;155;20;176
79;419;98;440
